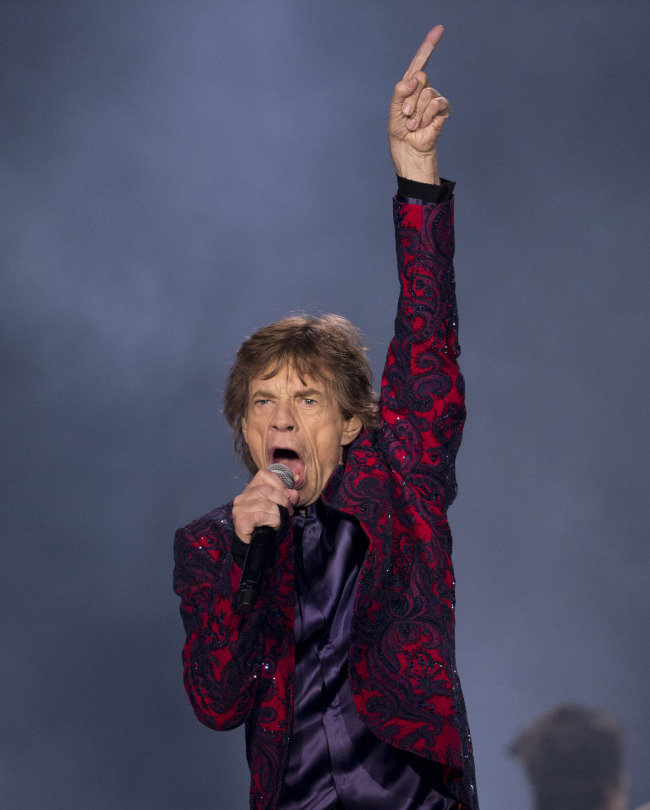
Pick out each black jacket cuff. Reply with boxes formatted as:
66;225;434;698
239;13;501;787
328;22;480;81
396;176;455;204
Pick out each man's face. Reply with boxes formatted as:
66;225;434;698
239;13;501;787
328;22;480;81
241;364;362;506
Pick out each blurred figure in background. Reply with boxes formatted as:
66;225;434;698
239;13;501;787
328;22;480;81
511;704;647;810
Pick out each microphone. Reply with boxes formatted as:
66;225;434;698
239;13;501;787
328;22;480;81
236;463;295;614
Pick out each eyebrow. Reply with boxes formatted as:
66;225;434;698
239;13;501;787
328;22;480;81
250;386;326;399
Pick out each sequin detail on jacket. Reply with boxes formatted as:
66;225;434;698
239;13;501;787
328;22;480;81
173;196;478;810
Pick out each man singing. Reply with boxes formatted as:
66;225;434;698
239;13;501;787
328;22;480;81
174;25;478;810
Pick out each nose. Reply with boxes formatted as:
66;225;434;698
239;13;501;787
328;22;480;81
271;399;295;431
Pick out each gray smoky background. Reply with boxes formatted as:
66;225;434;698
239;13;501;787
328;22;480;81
1;2;649;808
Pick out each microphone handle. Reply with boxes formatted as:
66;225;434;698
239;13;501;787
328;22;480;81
236;524;277;614
235;464;294;614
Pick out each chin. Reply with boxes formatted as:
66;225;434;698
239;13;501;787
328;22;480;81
297;491;318;508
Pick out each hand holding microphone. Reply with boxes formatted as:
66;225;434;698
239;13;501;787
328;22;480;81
234;464;296;613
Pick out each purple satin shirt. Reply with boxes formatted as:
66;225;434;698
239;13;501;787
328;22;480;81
278;501;458;810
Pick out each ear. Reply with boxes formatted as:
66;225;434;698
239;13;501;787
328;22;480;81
340;415;363;446
241;416;248;441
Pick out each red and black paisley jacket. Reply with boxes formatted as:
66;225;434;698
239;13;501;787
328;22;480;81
174;195;478;810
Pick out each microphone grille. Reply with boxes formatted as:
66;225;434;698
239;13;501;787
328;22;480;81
267;463;295;489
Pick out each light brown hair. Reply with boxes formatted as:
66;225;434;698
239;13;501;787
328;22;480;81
223;314;379;474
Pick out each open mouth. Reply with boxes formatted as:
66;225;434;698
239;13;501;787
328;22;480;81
272;448;300;464
269;447;305;487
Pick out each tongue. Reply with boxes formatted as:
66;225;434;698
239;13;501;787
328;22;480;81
273;454;304;487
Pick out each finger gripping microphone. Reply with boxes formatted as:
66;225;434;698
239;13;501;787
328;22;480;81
236;463;295;614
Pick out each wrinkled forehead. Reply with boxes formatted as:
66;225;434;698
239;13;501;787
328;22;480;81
247;361;333;398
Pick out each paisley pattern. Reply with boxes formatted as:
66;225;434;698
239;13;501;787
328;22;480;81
173;196;477;809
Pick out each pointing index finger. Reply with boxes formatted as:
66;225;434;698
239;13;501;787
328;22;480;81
403;25;444;80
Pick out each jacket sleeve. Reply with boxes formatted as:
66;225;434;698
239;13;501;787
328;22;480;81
173;508;293;731
380;195;465;515
345;194;477;808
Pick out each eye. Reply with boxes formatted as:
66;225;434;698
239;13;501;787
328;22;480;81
253;398;271;406
302;398;317;406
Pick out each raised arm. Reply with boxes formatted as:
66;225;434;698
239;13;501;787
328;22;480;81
381;26;464;511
